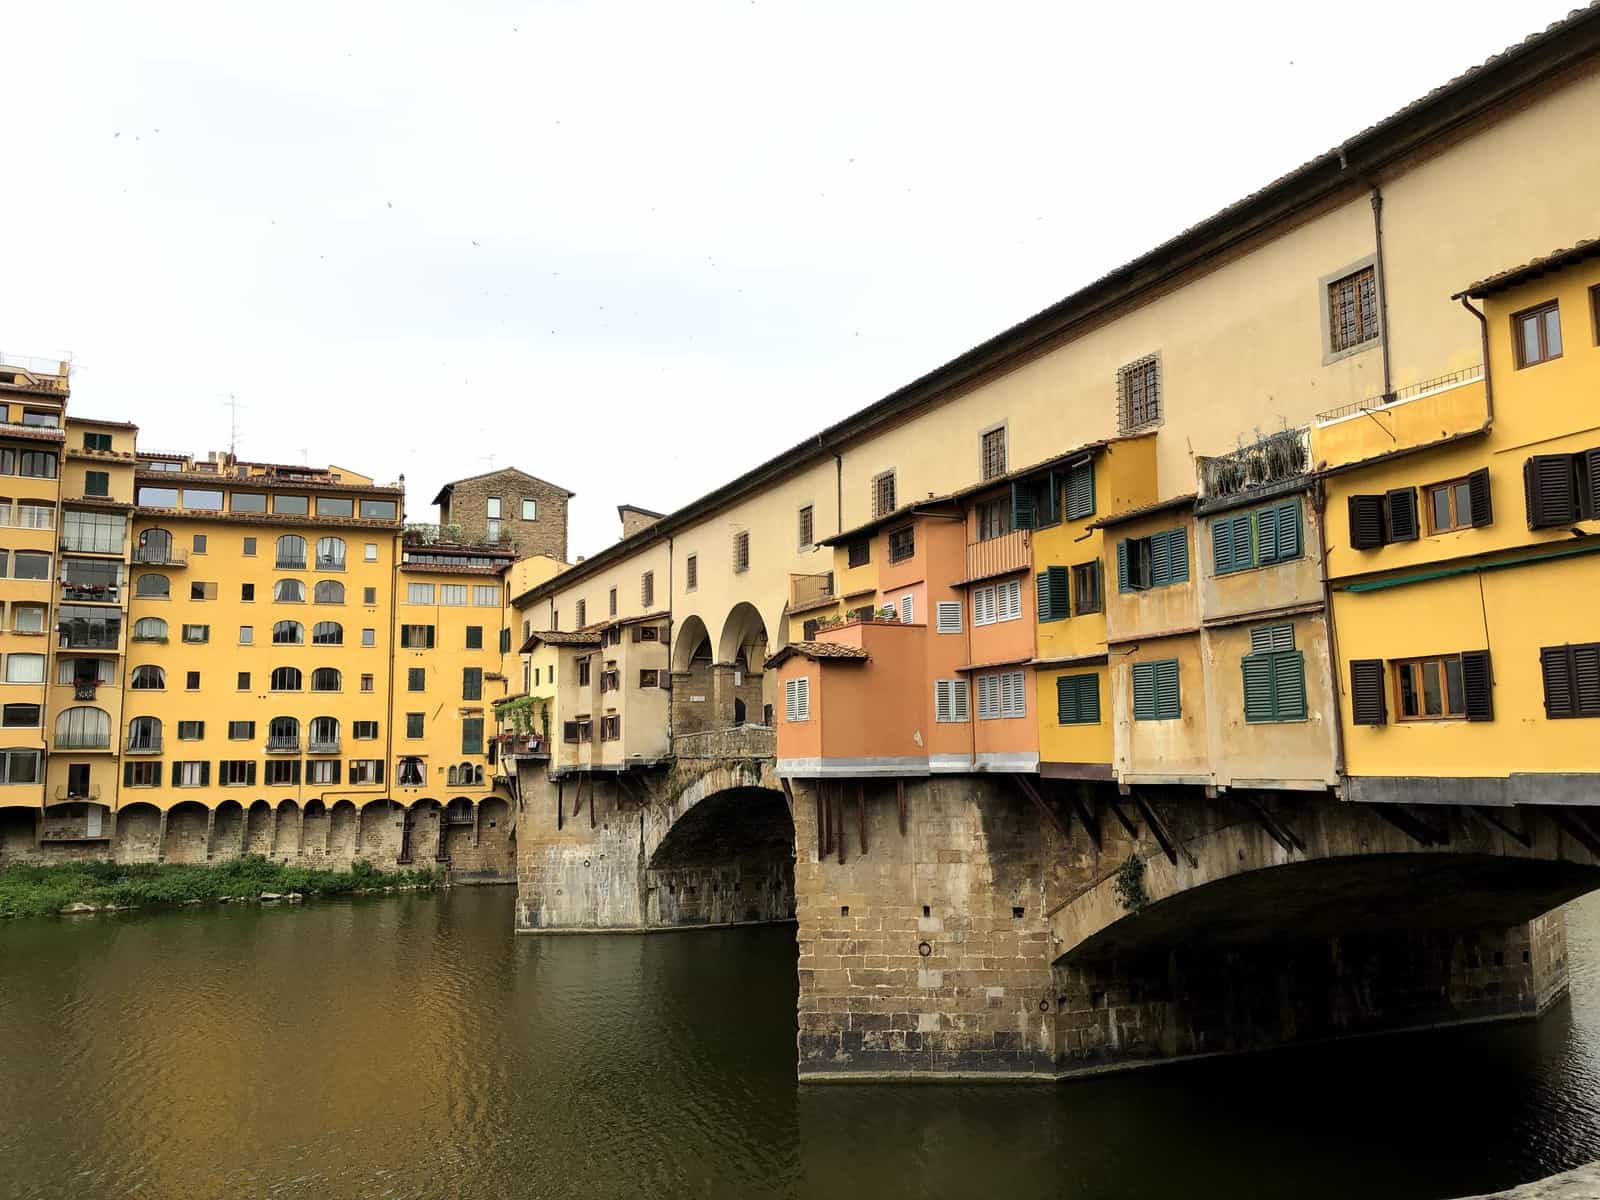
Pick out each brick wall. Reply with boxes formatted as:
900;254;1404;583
442;470;569;561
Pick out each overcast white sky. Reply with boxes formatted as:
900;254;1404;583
0;1;1576;556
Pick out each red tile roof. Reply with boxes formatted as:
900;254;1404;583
1454;238;1600;298
763;641;870;669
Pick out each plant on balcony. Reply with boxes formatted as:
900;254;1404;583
877;606;900;622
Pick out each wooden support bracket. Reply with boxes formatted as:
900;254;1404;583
1067;785;1102;852
1371;802;1447;847
781;778;795;814
1132;792;1197;869
1545;806;1600;859
1014;775;1070;843
1233;793;1304;855
896;779;907;837
835;785;845;866
1461;805;1532;849
1104;795;1139;839
857;782;867;855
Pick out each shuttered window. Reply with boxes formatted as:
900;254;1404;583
1064;460;1095;520
1131;659;1180;721
1117;528;1189;592
899;594;914;624
935;601;963;634
1539;643;1600;719
934;679;970;723
973;579;1021;626
1524;450;1600;528
976;671;1026;720
1056;674;1099;725
1036;566;1071;622
463;667;482;700
462;718;484;755
1349;659;1387;725
1241;624;1307;723
1073;561;1103;614
785;677;811;722
1347;488;1422;548
1212;500;1303;574
976;673;999;719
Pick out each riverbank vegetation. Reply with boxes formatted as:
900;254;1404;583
0;857;443;919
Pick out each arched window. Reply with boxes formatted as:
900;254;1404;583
309;716;339;750
130;665;166;690
315;537;346;570
446;797;474;824
397;756;425;786
314;580;345;604
135;574;170;598
311;667;341;692
270;666;302;692
275;535;306;569
311;621;343;646
274;579;305;603
132;617;168;642
447;764;460;785
126;716;161;751
268;715;299;749
137;528;172;563
272;620;304;645
55;706;110;749
449;762;483;787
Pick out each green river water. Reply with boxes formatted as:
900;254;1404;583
2;887;1598;1199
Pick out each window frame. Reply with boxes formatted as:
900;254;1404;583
1117;354;1162;433
1325;263;1381;357
980;424;1007;482
1391;654;1467;722
1423;476;1475;535
1513;300;1563;369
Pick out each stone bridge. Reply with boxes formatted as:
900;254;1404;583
511;726;794;932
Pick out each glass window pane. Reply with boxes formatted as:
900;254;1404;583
1445;657;1465;715
1452;482;1470;525
1431;487;1451;531
1521;314;1541;360
316;497;353;517
182;489;224;510
137;486;179;507
1421;661;1442;716
231;492;267;512
274;494;309;515
1399;666;1418;717
358;499;396;520
1544;308;1562;357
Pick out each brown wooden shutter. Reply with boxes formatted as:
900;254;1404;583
1348;496;1384;549
1541;646;1576;718
1459;649;1493;721
1525;454;1576;528
1467;468;1493;528
1577;644;1600;716
1349;659;1387;725
1582;449;1600;519
1384;487;1418;542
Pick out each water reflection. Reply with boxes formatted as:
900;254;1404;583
1;889;1597;1199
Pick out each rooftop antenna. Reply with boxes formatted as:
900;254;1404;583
221;394;244;456
482;453;496;472
298;447;310;465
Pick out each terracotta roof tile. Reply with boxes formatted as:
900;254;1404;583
763;641;870;669
0;424;67;444
519;629;603;653
1454;237;1600;298
1088;493;1198;531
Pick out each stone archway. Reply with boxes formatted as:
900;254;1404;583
244;800;275;857
671;614;715;735
162;801;210;864
113;802;161;863
327;800;359;864
212;800;244;861
271;801;301;859
716;602;771;730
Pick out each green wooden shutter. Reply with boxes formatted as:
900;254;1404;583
1037;569;1070;621
123;761;133;786
1256;504;1280;564
1165;528;1189;584
1149;532;1171;585
462;717;484;755
1056;674;1099;724
1273;652;1307;720
1154;659;1181;718
1467;468;1494;528
1251;623;1295;654
1242;654;1275;722
1212;515;1237;575
1276;500;1302;561
1117;540;1130;593
1131;662;1157;720
1065;460;1095;520
1011;481;1037;530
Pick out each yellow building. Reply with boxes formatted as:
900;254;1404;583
1315;242;1600;807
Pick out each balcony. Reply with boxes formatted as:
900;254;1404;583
789;572;837;614
125;737;162;755
131;545;187;567
55;734;110;751
60;581;120;604
52;784;102;802
308;737;341;755
1311;368;1488;469
265;737;301;754
964;529;1031;583
275;557;307;571
1197;426;1312;502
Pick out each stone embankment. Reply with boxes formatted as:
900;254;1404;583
1461;1161;1600;1198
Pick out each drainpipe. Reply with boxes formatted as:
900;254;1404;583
1313;481;1348;781
1369;185;1394;402
1458;296;1494;426
833;453;843;535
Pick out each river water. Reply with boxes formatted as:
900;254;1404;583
2;889;1598;1200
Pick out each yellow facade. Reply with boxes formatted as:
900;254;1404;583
1317;249;1600;793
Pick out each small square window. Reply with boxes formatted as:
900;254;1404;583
362;628;376;647
406;712;424;739
361;673;375;693
242;536;257;556
239;625;253;644
980;426;1007;481
1513;301;1562;369
521;498;536;520
364;542;378;562
241;582;255;602
363;586;376;605
466;626;483;649
84;471;110;498
1117;355;1161;432
192;534;207;554
185;670;201;690
237;671;250;691
1327;266;1379;354
408;667;425;691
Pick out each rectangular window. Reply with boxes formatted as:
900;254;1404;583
472;585;499;607
463;667;482;700
976;498;1011;542
1514;300;1563;368
846;539;870;569
1347;488;1424;547
462;717;484;755
1117;528;1190;591
190;581;217;600
219;761;255;786
83;432;112;452
12;605;44;634
608;587;617;617
1036;566;1070;622
1539;643;1600;718
639;669;660;688
232;494;267;514
784;677;810;722
174;761;209;787
316;497;354;518
798;505;814;549
192;534;207;554
182;623;210;644
359;500;397;520
1523;452;1599;528
1393;655;1467;721
1241;624;1308;723
1211;500;1304;574
60;511;125;554
685;554;698;591
1056;674;1100;725
522;498;537;520
887;525;915;564
408;667;425;692
1072;561;1103;615
407;583;435;605
360;673;374;693
872;471;897;519
84;470;110;497
981;427;1007;481
465;625;483;650
1424;477;1476;534
899;595;913;625
307;760;340;786
13;551;50;580
362;586;378;605
641;571;654;609
440;584;467;606
362;628;376;647
486;497;502;521
239;625;253;644
350;760;384;785
935;600;963;634
186;671;201;690
265;760;300;786
365;542;378;562
400;624;435;648
237;671;250;690
228;720;256;740
733;530;750;574
934;679;970;723
977;670;1027;720
124;760;160;788
406;713;424;739
177;720;204;740
182;489;223;511
1117;354;1161;432
1328;266;1379;353
5;654;44;683
1131;659;1181;721
578;658;591;686
972;579;1022;626
1;704;39;727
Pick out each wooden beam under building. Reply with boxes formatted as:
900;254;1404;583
1014;775;1071;843
1132;791;1197;869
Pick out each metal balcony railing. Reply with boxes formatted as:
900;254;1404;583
275;557;307;570
131;546;187;566
965;529;1031;581
308;737;341;755
125;737;162;755
1197;427;1312;500
55;734;110;751
789;572;836;610
60;582;119;603
265;736;301;754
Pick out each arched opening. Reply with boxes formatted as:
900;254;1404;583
407;798;443;865
113;802;162;863
272;800;301;858
301;799;328;860
212;800;244;860
0;805;38;861
244;799;275;857
359;796;401;862
646;786;796;928
670;615;714;735
163;800;210;864
328;799;359;862
717;602;772;729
